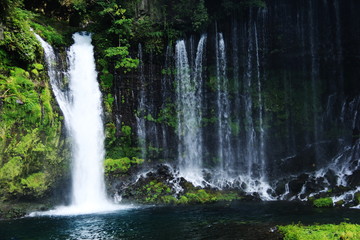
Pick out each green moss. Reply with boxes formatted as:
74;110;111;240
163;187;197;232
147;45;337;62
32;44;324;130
104;157;144;176
182;189;241;204
121;125;132;137
0;8;40;63
0;13;68;200
177;196;189;204
131;182;241;205
161;195;178;204
278;223;360;240
32;63;44;71
334;200;345;207
354;192;360;205
313;197;333;208
185;189;215;203
139;180;173;203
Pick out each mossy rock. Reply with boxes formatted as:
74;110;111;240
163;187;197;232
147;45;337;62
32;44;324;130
354;192;360;205
334;200;345;207
312;197;333;208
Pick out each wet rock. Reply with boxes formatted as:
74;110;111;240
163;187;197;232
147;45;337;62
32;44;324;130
274;179;288;196
346;170;360;188
324;169;338;187
288;174;308;194
304;178;325;195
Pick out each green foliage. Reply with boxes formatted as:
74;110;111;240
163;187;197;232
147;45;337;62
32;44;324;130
313;197;333;208
192;0;209;31
21;172;49;197
0;11;67;200
89;1;139;73
104;157;144;176
132;16;166;53
104;46;139;71
0;157;23;181
140;180;173;203
30;21;66;46
156;103;177;128
1;67;42;124
183;189;240;204
104;93;114;113
132;181;241;205
98;60;114;92
185;189;215;203
0;8;40;64
104;123;142;163
278;223;360;240
121;125;132;137
162;0;209;33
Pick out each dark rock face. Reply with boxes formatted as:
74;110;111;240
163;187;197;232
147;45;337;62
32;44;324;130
107;0;360;203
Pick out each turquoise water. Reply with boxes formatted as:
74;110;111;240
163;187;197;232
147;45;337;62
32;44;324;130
1;201;360;240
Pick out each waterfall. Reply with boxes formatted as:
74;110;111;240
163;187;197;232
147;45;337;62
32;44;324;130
244;22;257;178
308;0;322;164
136;43;147;159
176;36;206;185
254;23;266;179
68;33;108;210
232;19;242;168
216;33;233;180
33;32;127;215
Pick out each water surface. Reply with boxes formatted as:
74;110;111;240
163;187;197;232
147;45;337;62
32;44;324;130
1;201;360;240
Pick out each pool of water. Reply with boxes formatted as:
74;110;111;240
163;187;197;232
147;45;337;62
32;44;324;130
1;201;360;240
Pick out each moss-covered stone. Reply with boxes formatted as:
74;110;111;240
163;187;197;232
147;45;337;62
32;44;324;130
312;197;333;208
354;192;360;205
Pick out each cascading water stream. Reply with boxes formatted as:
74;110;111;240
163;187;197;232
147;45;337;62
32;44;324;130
244;22;257;179
67;33;108;210
175;37;206;186
215;33;233;180
254;23;266;179
136;43;147;159
33;33;129;216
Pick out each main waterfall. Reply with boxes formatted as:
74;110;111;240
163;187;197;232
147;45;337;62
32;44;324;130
33;33;127;215
67;33;110;212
